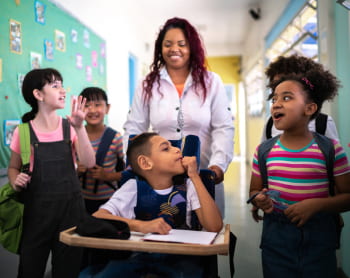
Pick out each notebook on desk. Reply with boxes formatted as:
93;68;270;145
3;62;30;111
143;229;218;245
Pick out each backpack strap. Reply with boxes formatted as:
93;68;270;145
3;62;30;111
93;127;117;193
18;123;31;174
258;133;335;195
257;135;280;188
265;116;274;140
315;113;328;136
313;132;335;196
96;127;117;166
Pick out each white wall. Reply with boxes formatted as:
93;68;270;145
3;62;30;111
241;0;289;74
51;1;133;131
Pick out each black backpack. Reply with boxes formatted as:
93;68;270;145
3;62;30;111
265;113;328;139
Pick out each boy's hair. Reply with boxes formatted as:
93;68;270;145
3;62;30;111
126;132;158;176
80;87;108;104
270;69;340;120
21;68;63;123
265;54;324;85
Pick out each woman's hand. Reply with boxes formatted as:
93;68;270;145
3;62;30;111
208;165;224;184
67;95;86;129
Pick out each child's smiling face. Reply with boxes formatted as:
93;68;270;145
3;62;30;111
84;99;110;126
271;80;316;132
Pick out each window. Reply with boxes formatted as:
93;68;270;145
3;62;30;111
266;0;318;63
245;61;265;117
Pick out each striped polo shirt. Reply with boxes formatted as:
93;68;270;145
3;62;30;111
252;138;350;206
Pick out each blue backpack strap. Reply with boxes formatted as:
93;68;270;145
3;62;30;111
96;127;117;166
80;127;117;193
315;113;328;136
257;135;280;188
313;132;335;195
93;127;118;193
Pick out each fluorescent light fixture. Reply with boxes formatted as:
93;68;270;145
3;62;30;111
337;0;350;10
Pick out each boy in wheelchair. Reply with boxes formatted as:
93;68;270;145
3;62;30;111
80;132;223;278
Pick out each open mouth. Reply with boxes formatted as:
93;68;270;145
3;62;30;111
273;112;284;120
59;96;65;101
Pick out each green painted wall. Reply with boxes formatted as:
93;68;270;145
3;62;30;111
334;4;350;277
0;0;106;170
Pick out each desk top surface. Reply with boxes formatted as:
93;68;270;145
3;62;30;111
60;224;230;256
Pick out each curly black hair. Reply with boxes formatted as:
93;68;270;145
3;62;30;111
270;69;341;120
265;54;324;85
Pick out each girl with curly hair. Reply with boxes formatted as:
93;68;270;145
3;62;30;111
249;67;350;277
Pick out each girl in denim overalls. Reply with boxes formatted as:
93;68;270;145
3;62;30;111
249;67;350;278
8;68;95;278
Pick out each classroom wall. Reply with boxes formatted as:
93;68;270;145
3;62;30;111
0;0;106;172
334;3;350;276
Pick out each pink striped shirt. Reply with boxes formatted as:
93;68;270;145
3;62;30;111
252;138;350;206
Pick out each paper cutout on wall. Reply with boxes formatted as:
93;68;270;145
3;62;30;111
83;29;90;48
86;66;92;81
30;52;42;69
71;29;78;43
76;53;83;69
34;1;46;25
44;39;54;60
92;51;98;67
10;19;22;54
17;73;25;94
4;119;21;146
55;29;66;52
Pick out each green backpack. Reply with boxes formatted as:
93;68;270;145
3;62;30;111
0;123;30;254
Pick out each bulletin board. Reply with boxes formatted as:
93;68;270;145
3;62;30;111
0;0;107;171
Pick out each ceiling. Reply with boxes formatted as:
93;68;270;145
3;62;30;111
52;0;263;56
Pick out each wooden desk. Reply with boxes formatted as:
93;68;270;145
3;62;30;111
60;224;230;256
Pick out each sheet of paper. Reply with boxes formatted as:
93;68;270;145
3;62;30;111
143;229;217;245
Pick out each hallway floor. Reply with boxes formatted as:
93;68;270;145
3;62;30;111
217;158;263;278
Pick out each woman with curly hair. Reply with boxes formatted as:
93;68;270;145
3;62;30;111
249;67;350;277
123;17;234;216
